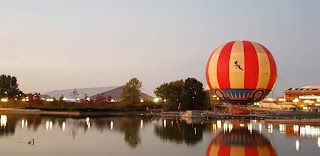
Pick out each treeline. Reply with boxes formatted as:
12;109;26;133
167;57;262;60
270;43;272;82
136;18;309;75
0;74;216;111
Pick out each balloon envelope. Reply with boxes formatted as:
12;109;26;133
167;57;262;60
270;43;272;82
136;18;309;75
206;41;277;104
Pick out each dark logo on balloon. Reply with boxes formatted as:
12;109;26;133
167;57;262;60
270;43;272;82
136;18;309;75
234;61;243;71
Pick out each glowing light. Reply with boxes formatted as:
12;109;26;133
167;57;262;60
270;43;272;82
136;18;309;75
228;124;233;132
318;137;320;147
223;123;228;133
217;120;222;129
194;127;197;134
259;123;262;133
294;125;299;133
303;107;309;110
110;121;114;130
46;121;49;130
50;121;53;129
304;100;314;103
240;124;245;127
25;120;28;127
62;122;66;131
293;98;299;103
111;99;115;102
163;99;167;102
154;98;160;102
22;99;26;101
212;95;216;98
278;98;285;101
299;96;320;99
1;115;7;127
300;125;320;137
268;124;273;133
140;120;143;129
212;123;216;132
1;98;8;102
248;124;253;134
164;120;166;128
86;117;90;128
267;98;274;101
86;97;90;101
22;120;25;128
318;99;320;102
63;97;67;101
296;140;300;151
140;99;144;103
279;124;285;133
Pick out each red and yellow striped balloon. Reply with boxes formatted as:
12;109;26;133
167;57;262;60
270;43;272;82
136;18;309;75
206;41;277;104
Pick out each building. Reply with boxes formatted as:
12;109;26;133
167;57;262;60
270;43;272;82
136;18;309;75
284;83;320;108
42;86;153;102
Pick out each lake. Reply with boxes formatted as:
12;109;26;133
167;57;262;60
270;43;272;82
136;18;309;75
0;114;319;156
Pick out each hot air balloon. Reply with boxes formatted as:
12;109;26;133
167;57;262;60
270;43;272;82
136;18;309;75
207;121;277;156
206;41;277;113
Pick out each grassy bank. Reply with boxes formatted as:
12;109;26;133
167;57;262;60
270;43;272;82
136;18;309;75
0;101;162;112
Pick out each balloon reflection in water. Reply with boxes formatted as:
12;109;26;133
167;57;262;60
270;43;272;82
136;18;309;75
207;121;277;156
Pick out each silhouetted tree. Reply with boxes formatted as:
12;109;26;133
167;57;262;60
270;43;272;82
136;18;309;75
94;94;106;106
181;78;206;110
154;78;206;110
120;78;142;105
0;74;23;98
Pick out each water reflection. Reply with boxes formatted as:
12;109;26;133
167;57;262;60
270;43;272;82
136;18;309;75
154;119;205;145
0;115;17;136
0;114;319;155
207;121;277;156
1;115;7;127
119;118;141;147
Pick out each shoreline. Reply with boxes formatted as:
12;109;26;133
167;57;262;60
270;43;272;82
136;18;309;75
1;109;320;124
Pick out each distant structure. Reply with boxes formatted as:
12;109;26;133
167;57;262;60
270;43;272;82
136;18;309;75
284;83;320;108
42;86;153;102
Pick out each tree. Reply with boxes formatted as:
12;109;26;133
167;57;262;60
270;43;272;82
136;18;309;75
154;80;184;110
120;78;142;105
154;78;206;110
0;74;22;99
181;78;206;110
94;94;106;106
70;87;79;100
107;95;112;102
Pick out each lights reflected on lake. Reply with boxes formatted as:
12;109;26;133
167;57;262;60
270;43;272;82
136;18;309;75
1;115;7;127
0;114;319;156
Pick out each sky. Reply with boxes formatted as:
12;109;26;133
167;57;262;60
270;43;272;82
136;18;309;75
0;0;319;97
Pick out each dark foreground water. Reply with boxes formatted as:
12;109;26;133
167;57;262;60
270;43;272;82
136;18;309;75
0;114;319;156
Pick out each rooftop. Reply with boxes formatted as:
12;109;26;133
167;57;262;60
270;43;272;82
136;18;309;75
43;86;122;99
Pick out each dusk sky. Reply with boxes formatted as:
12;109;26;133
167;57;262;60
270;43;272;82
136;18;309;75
1;0;319;97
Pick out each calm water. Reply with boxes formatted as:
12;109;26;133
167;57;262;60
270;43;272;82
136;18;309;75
0;114;319;156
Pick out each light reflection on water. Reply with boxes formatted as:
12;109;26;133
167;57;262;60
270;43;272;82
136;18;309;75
0;114;319;156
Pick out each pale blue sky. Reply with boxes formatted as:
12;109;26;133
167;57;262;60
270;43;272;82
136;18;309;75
0;0;319;96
